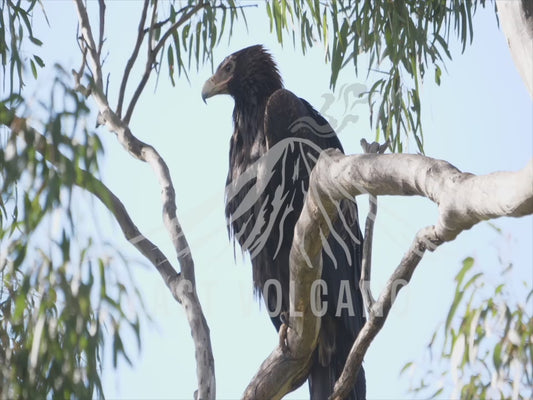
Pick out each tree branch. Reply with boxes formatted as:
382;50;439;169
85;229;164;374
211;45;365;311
73;0;103;92
147;0;159;57
359;139;389;314
242;179;326;399
323;150;532;399
116;0;149;118
497;0;533;97
123;1;207;124
245;149;532;399
97;0;105;58
4;106;216;400
6;111;178;288
71;2;215;398
331;226;440;399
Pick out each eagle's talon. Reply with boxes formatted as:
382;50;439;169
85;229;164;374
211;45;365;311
279;323;289;354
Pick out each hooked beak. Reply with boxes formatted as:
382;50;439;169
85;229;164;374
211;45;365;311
201;75;230;103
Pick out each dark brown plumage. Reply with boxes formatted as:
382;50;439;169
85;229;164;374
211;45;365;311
202;44;366;399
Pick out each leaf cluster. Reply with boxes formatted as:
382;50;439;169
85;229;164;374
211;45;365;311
161;0;245;84
1;29;144;398
111;0;250;124
1;1;244;396
0;0;46;94
265;0;491;152
1;69;102;235
401;256;533;399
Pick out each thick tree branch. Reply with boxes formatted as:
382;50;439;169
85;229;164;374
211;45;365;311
242;181;326;399
320;151;532;240
72;2;215;398
497;0;533;97
321;150;532;399
245;149;532;399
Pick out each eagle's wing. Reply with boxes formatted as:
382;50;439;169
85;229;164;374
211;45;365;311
264;88;366;399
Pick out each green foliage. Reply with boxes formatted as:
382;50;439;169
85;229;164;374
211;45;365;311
1;0;244;396
160;0;249;84
1;66;103;227
1;240;126;399
402;256;533;399
0;0;46;94
264;0;490;153
0;86;143;398
0;5;144;394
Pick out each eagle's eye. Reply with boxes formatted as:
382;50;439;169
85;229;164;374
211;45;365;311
215;55;234;76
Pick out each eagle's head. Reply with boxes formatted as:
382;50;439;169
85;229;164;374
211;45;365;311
201;45;283;103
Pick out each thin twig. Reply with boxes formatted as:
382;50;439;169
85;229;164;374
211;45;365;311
97;0;105;58
123;2;207;124
141;2;197;35
141;2;259;35
145;15;173;34
73;0;103;91
72;45;90;97
147;0;158;54
116;0;150;118
359;139;389;315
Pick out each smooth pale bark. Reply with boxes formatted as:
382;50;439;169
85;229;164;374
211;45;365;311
72;1;216;398
497;0;533;97
244;149;532;400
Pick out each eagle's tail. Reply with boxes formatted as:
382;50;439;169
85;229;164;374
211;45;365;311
308;320;366;400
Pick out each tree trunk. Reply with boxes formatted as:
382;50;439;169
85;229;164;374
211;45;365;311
497;0;533;97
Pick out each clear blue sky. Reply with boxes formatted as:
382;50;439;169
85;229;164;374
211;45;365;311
27;2;532;399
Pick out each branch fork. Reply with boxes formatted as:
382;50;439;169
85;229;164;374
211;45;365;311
244;143;532;399
71;1;216;398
